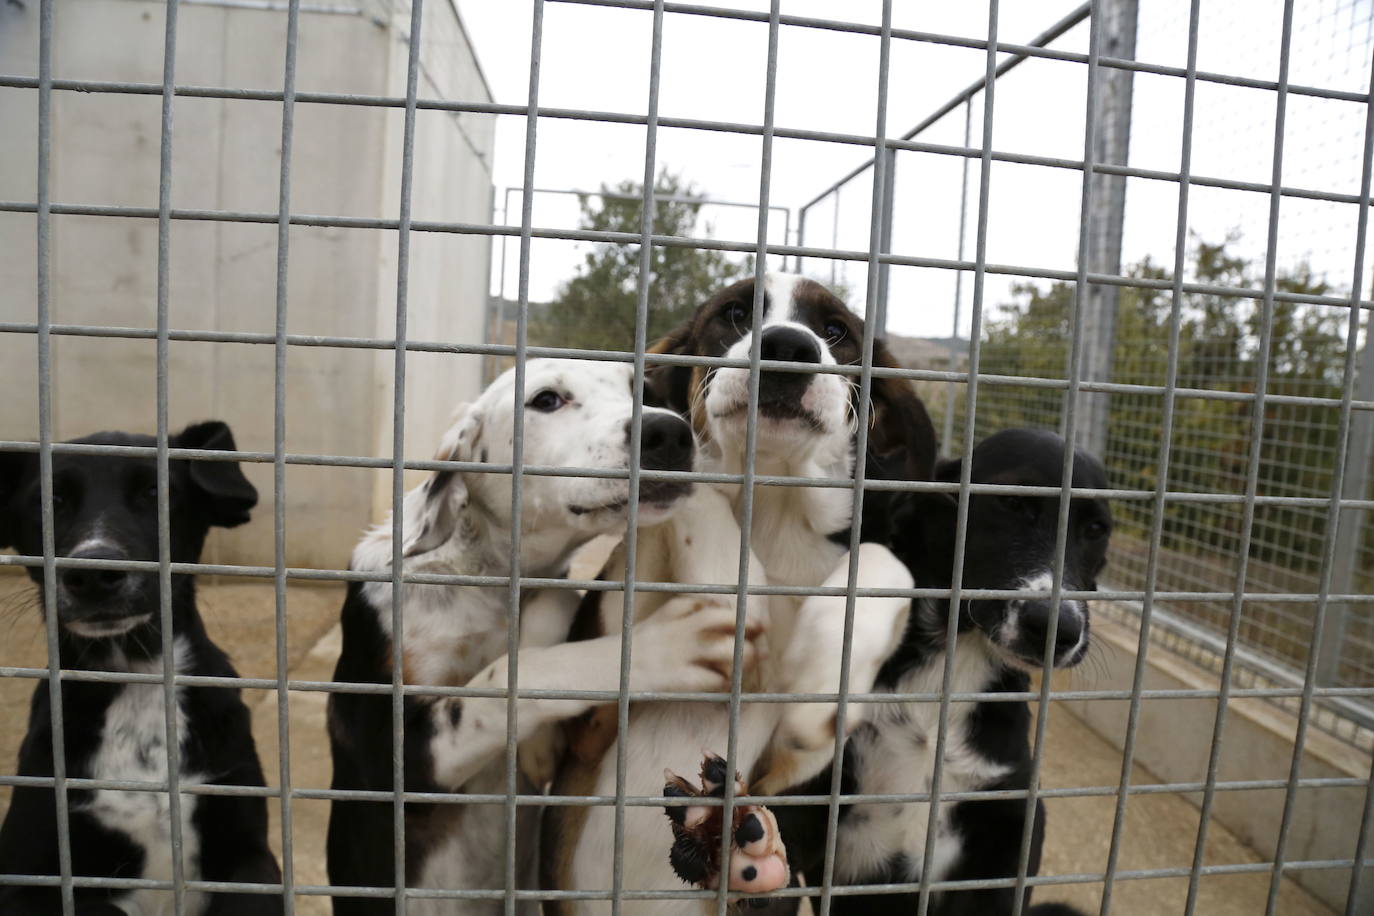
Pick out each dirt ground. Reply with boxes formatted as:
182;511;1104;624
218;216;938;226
0;571;1333;915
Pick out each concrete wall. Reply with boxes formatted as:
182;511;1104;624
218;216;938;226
0;0;495;570
1065;613;1373;913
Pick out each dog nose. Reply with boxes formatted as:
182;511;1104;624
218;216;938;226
636;413;694;472
60;548;132;602
759;326;822;365
1018;600;1084;658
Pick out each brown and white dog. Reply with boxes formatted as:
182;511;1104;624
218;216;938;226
542;274;937;913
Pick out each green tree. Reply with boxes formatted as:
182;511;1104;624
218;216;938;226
534;171;751;351
953;234;1351;570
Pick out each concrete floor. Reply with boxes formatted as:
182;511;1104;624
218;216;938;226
0;573;1335;914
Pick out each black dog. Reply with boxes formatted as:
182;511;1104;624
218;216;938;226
0;421;283;915
776;428;1110;915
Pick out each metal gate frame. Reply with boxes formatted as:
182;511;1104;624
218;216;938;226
1;0;1372;914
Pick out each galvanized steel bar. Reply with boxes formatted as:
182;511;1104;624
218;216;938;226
1264;26;1374;916
151;1;191;912
1103;0;1198;907
1175;0;1295;910
608;0;663;910
1076;0;1136;459
7;769;1374;807
817;2;892;912
388;0;428;911
2;200;1371;311
1346;754;1374;914
1011;0;1106;909
10;438;1374;505
0;853;1370;902
0;852;1372;902
713;0;781;909
270;0;303;912
917;0;1001;912
943;99;974;456
34;0;76;911
5;853;1374;902
9;8;1373;107
502;1;544;910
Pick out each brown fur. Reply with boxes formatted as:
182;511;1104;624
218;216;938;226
646;277;936;485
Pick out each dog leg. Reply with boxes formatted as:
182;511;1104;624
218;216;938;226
516;588;581;789
755;542;912;795
428;596;764;789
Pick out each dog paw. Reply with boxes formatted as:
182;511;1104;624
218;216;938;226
635;598;765;693
517;723;564;790
777;701;864;754
662;753;789;898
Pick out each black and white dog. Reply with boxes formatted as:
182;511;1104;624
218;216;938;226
543;275;938;911
776;428;1111;915
0;422;283;916
326;359;761;914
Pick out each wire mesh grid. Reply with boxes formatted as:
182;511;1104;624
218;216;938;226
0;0;1372;914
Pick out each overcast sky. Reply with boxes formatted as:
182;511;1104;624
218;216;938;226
456;0;1373;340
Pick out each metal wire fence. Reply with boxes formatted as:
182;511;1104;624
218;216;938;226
1;0;1372;914
822;0;1374;749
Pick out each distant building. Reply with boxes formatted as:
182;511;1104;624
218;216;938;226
0;0;495;569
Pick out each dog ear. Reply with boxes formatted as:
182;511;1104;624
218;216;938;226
645;321;696;416
889;455;961;580
402;404;481;557
173;421;259;529
866;338;938;483
0;448;37;550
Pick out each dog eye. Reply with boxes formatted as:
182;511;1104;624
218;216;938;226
999;495;1034;517
1083;520;1109;540
823;321;847;344
527;390;566;412
719;302;747;327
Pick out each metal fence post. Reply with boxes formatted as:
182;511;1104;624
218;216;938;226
944;100;974;456
1318;337;1374;686
1076;0;1138;457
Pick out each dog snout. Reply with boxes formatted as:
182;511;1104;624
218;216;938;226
1018;599;1084;658
60;547;133;604
759;326;822;366
758;326;822;402
636;413;694;472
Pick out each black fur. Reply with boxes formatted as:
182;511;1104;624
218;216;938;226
324;582;450;915
0;422;282;915
774;428;1111;916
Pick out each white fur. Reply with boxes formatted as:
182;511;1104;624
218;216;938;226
833;627;1010;888
1000;569;1088;668
555;275;913;912
561;487;773;914
80;638;208;916
347;359;748;906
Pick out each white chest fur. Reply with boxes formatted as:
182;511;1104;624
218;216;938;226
834;634;1009;887
82;638;206;916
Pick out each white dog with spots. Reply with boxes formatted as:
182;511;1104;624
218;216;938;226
326;359;761;915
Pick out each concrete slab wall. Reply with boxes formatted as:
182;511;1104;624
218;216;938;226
1066;614;1373;913
0;0;494;570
